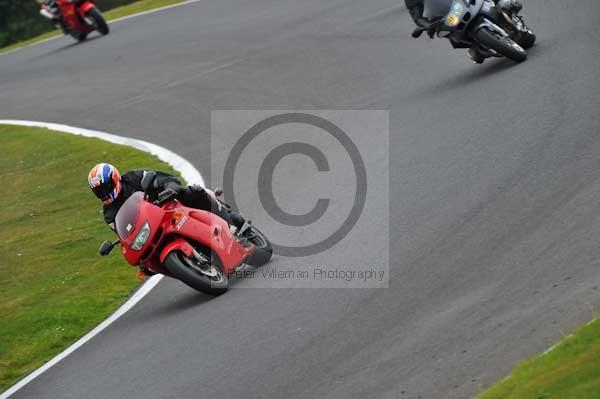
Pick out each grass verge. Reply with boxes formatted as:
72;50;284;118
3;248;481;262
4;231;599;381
476;317;600;399
0;0;186;54
0;125;180;393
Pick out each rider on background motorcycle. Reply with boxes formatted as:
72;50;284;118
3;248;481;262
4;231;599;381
39;0;70;34
405;0;523;63
39;0;60;21
88;163;247;278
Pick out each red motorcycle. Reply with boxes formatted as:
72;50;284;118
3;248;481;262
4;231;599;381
98;172;273;296
41;0;109;42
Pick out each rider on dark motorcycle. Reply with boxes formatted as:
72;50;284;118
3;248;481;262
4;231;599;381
405;0;524;63
88;163;247;278
406;0;522;26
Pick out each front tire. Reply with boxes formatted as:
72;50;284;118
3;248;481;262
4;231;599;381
71;32;88;42
164;251;228;295
88;8;109;35
475;28;527;62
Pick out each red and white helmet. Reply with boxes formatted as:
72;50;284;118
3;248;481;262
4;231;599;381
88;163;121;204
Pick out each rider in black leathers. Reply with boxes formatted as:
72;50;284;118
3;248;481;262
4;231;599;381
40;0;70;34
88;164;246;278
405;0;522;26
100;169;244;230
404;0;522;63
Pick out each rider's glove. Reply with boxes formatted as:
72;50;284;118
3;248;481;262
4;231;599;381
157;188;178;203
415;17;430;28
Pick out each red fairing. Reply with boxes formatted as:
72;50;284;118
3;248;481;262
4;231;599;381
159;238;194;264
118;198;165;267
78;1;97;15
115;192;254;275
179;210;252;270
55;0;101;34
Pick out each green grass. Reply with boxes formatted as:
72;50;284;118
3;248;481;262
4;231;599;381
0;0;186;54
476;317;600;399
104;0;185;19
0;125;181;393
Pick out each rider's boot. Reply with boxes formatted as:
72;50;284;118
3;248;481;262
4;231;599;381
208;195;246;229
468;47;485;64
495;0;522;13
229;211;247;230
512;1;523;12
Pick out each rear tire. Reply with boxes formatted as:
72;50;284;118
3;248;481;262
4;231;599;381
475;28;527;62
244;226;273;266
516;31;536;49
164;251;228;295
88;8;109;35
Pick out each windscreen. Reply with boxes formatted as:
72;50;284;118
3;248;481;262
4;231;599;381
423;0;454;18
114;192;144;240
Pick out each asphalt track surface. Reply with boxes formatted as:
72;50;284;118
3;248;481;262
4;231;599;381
2;1;600;398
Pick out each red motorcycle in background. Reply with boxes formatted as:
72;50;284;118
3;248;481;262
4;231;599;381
98;172;273;296
40;0;109;42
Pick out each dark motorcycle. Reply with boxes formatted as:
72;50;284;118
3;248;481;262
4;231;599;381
412;0;535;63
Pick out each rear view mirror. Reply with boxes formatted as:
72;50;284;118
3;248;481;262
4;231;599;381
141;171;157;193
99;240;115;256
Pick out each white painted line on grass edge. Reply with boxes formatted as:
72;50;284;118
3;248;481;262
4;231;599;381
0;120;203;399
0;276;162;399
0;120;204;186
109;0;203;24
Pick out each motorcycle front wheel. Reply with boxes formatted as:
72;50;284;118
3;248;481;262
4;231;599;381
70;32;88;42
88;8;109;35
164;251;229;295
475;28;527;62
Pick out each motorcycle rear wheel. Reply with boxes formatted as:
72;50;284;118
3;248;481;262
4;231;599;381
88;8;109;35
243;226;273;266
516;30;536;49
475;28;527;62
164;251;229;295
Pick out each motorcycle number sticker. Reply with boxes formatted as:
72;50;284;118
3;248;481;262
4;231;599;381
175;215;189;231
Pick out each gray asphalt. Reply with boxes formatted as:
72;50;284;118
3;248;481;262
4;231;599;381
2;0;600;398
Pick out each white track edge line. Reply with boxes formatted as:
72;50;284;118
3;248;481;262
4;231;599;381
0;0;203;57
109;0;203;24
0;120;203;399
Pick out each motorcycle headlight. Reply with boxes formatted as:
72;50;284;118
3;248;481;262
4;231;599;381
131;222;151;250
447;15;460;26
446;2;463;26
